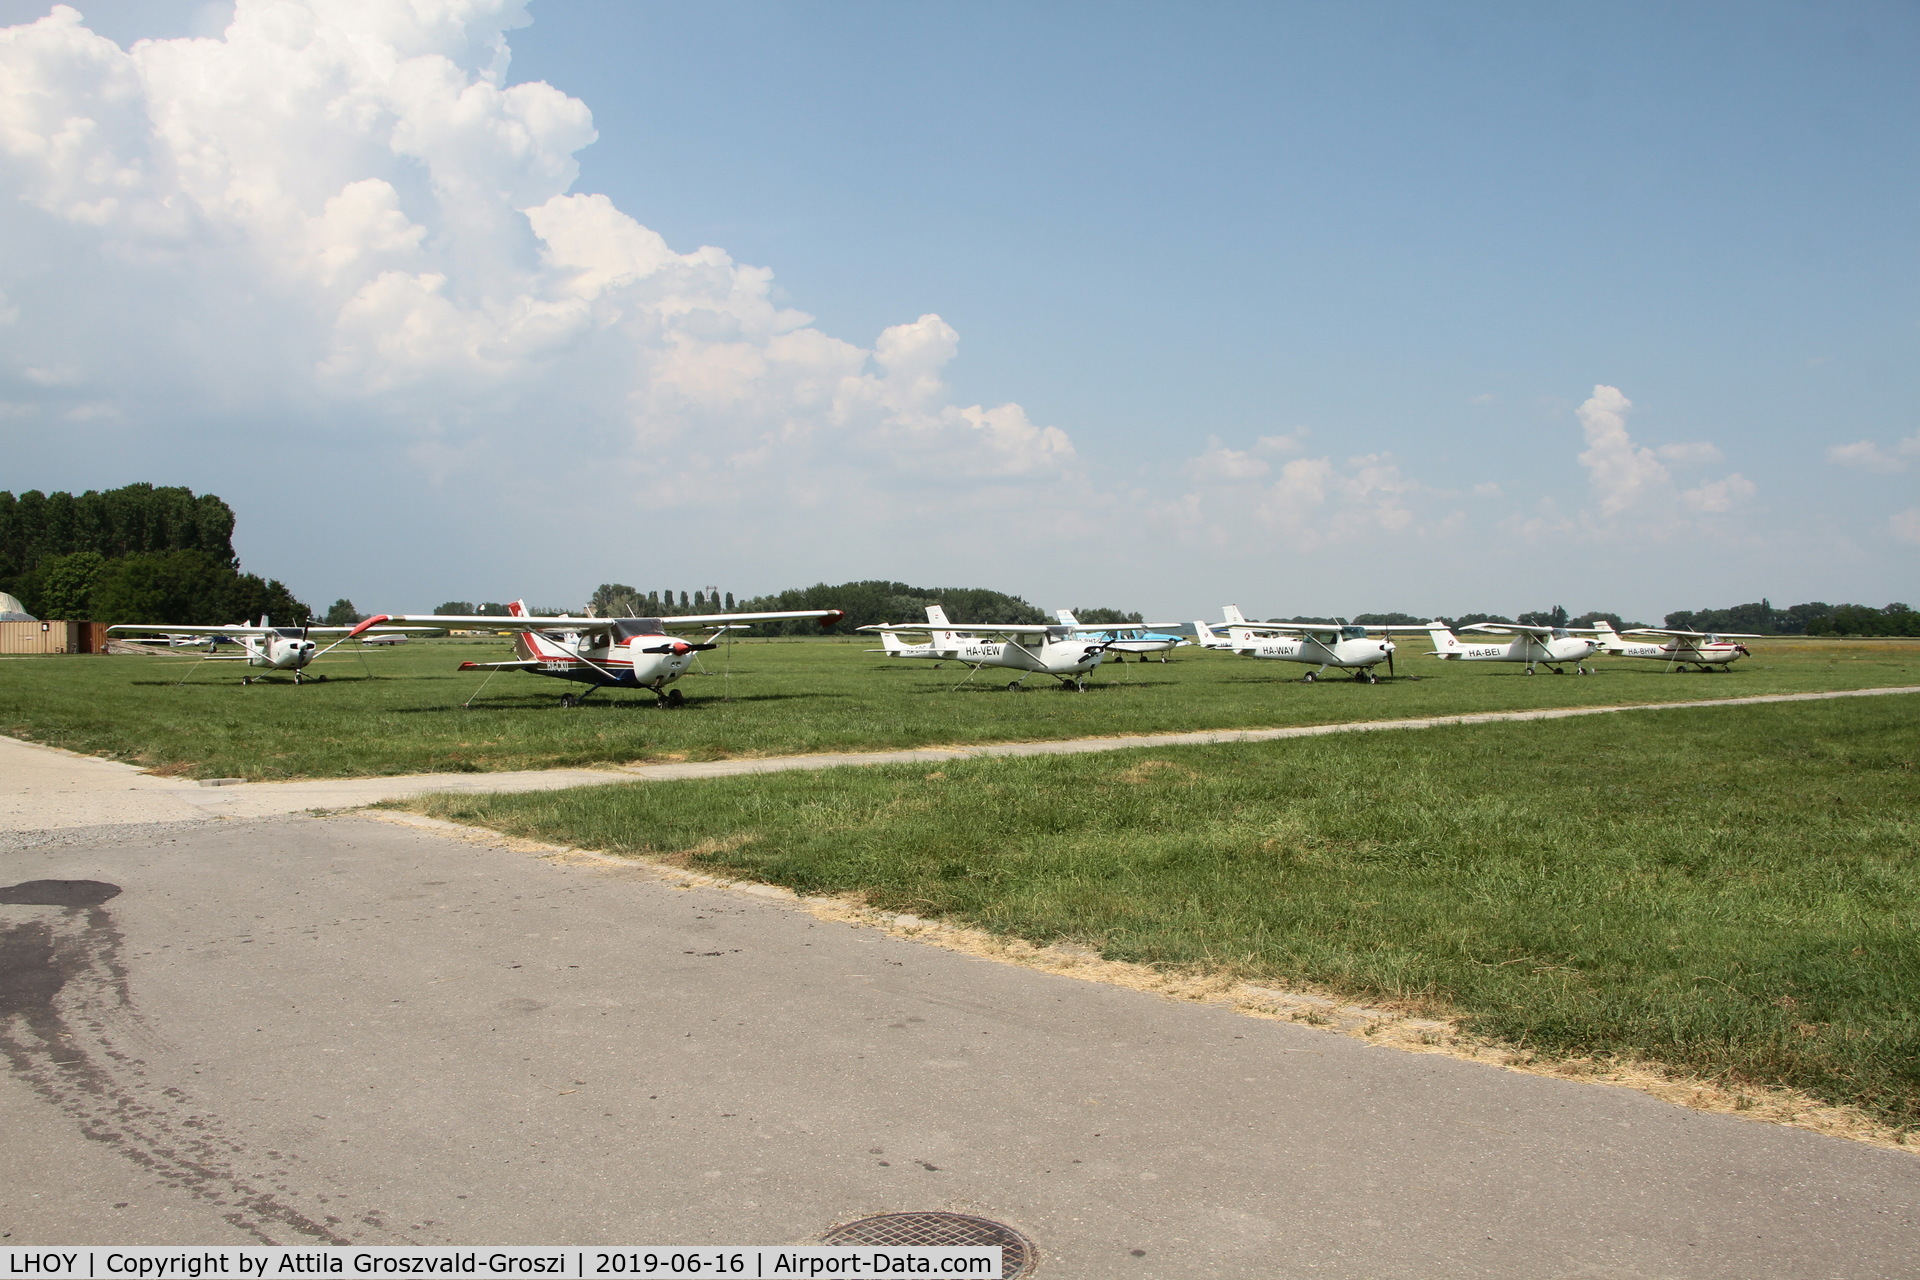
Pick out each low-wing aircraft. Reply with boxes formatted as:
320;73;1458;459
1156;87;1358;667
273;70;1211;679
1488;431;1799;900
373;599;844;706
105;616;430;682
1590;620;1758;671
858;617;1114;690
1053;611;1190;662
1200;611;1430;682
1424;620;1602;675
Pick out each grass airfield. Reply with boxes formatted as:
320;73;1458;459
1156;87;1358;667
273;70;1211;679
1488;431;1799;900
0;634;1913;780
414;695;1920;1134
4;633;1917;1133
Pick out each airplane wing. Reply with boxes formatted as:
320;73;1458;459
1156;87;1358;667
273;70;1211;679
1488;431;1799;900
653;609;845;631
108;623;271;636
374;613;622;634
457;659;546;671
305;625;445;635
1065;622;1182;633
384;609;840;635
1625;628;1764;639
860;621;1054;636
1461;622;1556;636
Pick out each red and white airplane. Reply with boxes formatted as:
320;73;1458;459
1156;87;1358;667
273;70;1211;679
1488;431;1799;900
371;600;843;707
1590;620;1758;671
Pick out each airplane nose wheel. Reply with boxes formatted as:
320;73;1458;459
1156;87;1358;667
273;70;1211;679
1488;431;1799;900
666;688;685;707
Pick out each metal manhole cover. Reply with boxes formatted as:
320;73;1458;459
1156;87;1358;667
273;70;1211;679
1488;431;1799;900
820;1212;1036;1277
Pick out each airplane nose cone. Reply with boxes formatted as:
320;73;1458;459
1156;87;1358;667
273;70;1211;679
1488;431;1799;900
671;641;690;655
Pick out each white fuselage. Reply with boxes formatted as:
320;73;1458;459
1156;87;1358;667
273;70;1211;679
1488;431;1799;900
242;631;320;670
514;624;700;689
1602;639;1749;669
1430;630;1599;669
1236;632;1395;670
1087;629;1189;657
946;630;1108;677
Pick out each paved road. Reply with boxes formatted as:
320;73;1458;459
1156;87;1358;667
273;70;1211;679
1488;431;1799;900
2;814;1915;1276
5;685;1916;829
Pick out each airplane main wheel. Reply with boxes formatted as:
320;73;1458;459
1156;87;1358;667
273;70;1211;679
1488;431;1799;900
242;677;252;685
1524;668;1535;676
1302;672;1316;683
559;694;577;708
1007;680;1023;692
666;688;686;707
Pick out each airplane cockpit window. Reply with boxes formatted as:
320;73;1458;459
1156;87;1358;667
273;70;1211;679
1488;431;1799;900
276;628;304;639
1045;626;1071;641
1340;625;1367;641
1550;628;1569;639
613;619;669;641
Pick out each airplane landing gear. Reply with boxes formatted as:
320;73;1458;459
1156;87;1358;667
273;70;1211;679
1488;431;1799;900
1007;679;1025;692
1302;671;1316;683
559;694;576;707
1355;670;1378;684
1524;666;1536;675
666;688;685;707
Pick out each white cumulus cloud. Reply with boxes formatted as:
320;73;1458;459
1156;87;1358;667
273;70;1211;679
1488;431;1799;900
1572;384;1750;526
0;0;1074;547
1827;433;1920;473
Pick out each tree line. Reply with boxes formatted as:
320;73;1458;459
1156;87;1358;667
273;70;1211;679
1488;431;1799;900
1664;599;1919;637
0;485;310;624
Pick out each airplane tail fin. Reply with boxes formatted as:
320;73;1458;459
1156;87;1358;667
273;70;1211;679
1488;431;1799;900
1426;620;1461;655
1222;604;1249;626
925;605;952;627
1056;609;1079;627
507;600;529;618
880;630;907;655
1194;620;1222;647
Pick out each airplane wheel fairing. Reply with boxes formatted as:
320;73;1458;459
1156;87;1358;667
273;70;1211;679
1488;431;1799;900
666;688;686;707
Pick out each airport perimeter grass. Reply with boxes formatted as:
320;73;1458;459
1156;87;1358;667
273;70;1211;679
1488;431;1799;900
410;697;1920;1131
0;635;1914;779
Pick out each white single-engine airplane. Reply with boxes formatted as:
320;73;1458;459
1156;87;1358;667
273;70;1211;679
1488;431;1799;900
1198;610;1428;682
1589;620;1758;671
106;616;431;683
1054;611;1190;662
374;600;844;707
859;616;1117;690
1425;620;1603;675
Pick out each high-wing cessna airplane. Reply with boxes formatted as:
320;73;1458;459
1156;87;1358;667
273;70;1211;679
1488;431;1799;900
1589;620;1758;671
375;600;844;706
1198;609;1429;682
106;617;432;682
1053;611;1190;662
1424;621;1603;675
867;605;970;663
858;616;1116;690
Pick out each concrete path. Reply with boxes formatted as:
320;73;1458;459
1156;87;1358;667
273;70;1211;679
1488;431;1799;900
4;685;1917;829
2;813;1915;1275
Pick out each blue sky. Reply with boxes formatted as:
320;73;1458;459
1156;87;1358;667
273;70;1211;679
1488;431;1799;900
1;1;1913;620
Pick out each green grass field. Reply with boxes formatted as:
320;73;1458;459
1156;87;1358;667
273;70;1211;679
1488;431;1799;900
0;635;1914;779
408;696;1920;1131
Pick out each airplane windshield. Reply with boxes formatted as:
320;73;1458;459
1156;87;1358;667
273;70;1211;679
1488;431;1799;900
612;619;667;641
275;628;305;639
1339;626;1366;640
1551;628;1569;639
1045;626;1070;641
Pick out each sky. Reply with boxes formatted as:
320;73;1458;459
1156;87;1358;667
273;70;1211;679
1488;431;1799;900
0;0;1914;621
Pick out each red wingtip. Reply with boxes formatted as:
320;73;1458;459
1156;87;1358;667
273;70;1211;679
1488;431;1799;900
458;661;479;670
818;610;846;629
345;614;391;639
